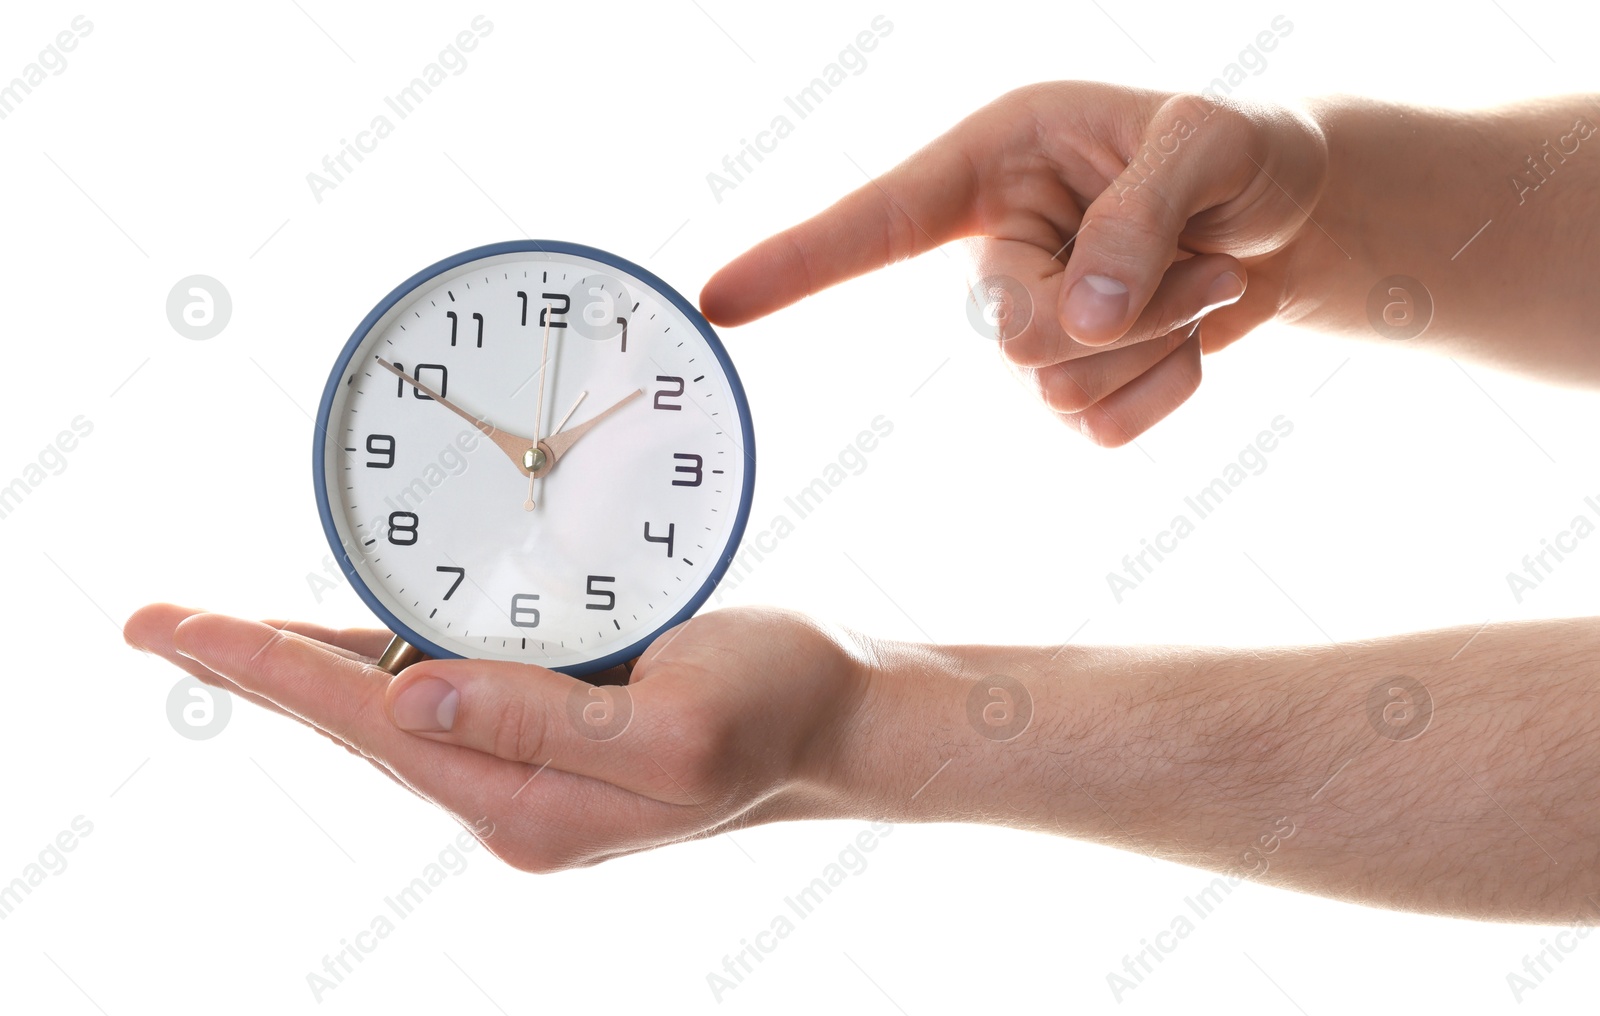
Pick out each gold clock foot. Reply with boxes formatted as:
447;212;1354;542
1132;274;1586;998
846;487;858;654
376;635;426;675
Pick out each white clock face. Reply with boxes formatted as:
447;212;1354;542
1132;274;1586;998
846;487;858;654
317;245;754;674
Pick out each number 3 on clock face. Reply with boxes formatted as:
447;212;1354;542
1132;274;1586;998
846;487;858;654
313;240;756;677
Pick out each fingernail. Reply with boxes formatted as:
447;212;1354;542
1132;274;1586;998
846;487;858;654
393;677;459;732
1063;274;1129;339
1205;271;1246;307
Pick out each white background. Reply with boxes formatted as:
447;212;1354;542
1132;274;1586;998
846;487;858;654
2;1;1597;1012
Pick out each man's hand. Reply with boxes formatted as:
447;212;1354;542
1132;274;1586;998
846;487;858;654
700;82;1329;446
124;604;868;871
128;600;1600;922
704;85;1600;433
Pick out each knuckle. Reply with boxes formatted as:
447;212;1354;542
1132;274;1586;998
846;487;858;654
999;335;1050;369
999;316;1083;369
998;81;1049;109
985;83;1049;128
1062;404;1135;448
1081;415;1137;448
491;697;549;763
1154;299;1204;339
781;231;818;299
1160;91;1229;127
1125;296;1199;352
1099;187;1181;249
1042;368;1095;414
251;626;295;675
877;192;924;265
1001;340;1052;371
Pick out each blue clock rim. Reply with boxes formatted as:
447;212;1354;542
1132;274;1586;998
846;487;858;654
312;239;757;678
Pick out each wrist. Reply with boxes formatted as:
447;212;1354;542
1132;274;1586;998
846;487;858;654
793;630;952;822
1270;95;1368;332
1275;96;1512;338
818;632;1108;831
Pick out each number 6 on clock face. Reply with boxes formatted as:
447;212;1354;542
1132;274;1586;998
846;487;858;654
313;240;756;677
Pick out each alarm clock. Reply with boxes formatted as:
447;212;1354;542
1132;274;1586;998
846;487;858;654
313;240;755;677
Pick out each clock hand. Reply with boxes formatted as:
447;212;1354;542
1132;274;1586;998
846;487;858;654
552;390;588;434
523;391;587;512
525;309;558;510
533;304;553;444
528;388;644;478
374;357;535;475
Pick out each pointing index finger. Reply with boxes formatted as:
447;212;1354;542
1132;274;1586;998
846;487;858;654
699;131;984;326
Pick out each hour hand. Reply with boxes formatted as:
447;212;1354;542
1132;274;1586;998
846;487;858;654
375;357;535;475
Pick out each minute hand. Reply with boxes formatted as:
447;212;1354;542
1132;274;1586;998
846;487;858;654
375;357;535;475
531;388;644;477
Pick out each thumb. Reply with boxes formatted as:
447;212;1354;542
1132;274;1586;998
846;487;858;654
386;659;671;797
1059;95;1253;346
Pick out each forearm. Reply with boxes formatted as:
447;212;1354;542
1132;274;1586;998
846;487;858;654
834;619;1600;922
1281;95;1600;382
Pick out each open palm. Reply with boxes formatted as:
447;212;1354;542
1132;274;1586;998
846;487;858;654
126;603;866;871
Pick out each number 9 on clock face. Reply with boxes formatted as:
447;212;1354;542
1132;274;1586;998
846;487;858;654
313;240;756;677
